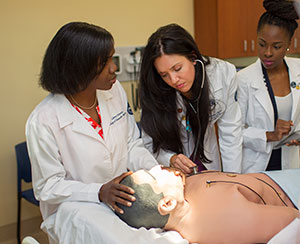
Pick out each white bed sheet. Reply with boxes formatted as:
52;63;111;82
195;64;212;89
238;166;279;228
268;198;300;244
43;200;300;244
46;201;188;244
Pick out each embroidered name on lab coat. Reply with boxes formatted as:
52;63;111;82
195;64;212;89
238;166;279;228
110;111;126;125
209;99;226;123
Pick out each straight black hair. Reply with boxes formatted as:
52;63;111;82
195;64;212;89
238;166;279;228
40;22;114;95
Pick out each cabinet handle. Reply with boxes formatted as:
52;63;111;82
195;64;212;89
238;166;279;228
251;40;255;52
244;40;247;52
294;38;297;49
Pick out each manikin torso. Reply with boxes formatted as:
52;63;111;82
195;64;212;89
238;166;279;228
175;171;295;244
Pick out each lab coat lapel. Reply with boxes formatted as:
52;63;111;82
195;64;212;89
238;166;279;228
286;58;300;124
56;94;104;142
252;60;274;125
97;89;113;140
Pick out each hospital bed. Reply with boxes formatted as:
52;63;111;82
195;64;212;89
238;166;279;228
42;199;299;244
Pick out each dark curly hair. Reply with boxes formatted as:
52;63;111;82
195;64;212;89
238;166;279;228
258;0;299;39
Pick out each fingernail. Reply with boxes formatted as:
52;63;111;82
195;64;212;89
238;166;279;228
131;196;136;201
120;210;124;214
127;202;132;206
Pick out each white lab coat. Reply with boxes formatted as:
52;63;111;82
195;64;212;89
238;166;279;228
142;57;243;172
237;57;300;173
26;81;158;225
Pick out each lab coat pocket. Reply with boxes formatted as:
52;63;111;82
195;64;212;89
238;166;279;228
249;100;272;129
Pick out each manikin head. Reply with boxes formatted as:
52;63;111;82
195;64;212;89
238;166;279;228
116;165;185;229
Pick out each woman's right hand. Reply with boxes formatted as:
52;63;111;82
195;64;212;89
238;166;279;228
170;153;197;175
267;119;293;142
99;171;136;214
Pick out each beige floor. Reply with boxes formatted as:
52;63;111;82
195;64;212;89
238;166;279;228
0;217;49;244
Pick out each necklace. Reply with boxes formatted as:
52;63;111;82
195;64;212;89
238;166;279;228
70;94;97;110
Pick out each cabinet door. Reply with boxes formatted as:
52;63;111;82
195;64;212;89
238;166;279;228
246;0;265;56
217;0;248;58
290;20;300;54
194;0;265;58
216;0;264;58
194;0;218;57
290;35;297;54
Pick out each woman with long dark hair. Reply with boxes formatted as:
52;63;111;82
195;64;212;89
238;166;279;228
139;23;243;174
237;0;300;172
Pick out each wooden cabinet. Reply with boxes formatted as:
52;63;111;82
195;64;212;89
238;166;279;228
289;20;300;54
194;0;265;58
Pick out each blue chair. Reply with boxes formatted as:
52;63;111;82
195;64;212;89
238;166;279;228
15;141;39;244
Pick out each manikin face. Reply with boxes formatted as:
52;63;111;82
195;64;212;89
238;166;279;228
154;54;196;98
257;24;291;70
130;165;185;200
89;49;118;90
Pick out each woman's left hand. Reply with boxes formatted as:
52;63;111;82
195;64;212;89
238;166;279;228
98;171;136;214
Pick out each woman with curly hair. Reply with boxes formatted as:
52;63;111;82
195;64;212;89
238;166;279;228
237;0;300;172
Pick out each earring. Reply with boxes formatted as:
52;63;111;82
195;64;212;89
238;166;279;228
287;48;290;51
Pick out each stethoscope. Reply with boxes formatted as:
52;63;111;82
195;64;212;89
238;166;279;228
188;59;205;174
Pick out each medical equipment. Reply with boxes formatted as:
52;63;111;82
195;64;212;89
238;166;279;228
113;46;144;112
129;47;144;111
191;165;199;175
112;54;122;75
189;59;205;164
